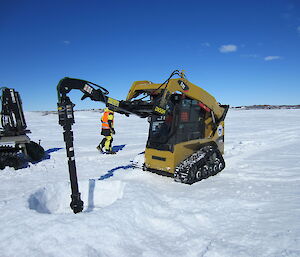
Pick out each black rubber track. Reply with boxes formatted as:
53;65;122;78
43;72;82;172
0;145;22;170
174;145;225;185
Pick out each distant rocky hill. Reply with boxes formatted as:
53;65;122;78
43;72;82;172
232;105;300;110
39;109;103;116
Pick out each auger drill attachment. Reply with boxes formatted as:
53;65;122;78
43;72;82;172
57;78;110;213
57;96;83;213
0;87;45;169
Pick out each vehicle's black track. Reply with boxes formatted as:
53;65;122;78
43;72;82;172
0;145;22;170
174;145;225;184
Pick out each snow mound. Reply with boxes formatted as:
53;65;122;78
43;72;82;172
28;180;125;214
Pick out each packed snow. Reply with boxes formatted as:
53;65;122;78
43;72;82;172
0;109;299;257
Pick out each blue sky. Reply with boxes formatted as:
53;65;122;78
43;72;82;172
0;0;299;110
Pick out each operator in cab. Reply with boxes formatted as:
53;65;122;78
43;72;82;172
97;107;116;154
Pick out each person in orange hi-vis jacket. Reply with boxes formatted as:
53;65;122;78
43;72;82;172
97;107;116;154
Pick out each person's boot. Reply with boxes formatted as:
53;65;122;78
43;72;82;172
96;145;104;153
105;150;116;154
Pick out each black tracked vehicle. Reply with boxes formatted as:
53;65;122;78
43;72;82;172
0;87;45;169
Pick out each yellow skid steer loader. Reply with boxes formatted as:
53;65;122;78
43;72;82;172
56;70;229;213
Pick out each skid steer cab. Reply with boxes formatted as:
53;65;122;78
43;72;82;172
56;70;229;213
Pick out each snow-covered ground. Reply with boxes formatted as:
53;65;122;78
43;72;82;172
0;109;299;257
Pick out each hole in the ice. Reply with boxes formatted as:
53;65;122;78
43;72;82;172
28;180;125;214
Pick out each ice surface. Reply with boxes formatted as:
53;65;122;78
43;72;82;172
0;109;299;257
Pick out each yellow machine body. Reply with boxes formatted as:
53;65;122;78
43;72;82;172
125;74;228;176
144;120;225;174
